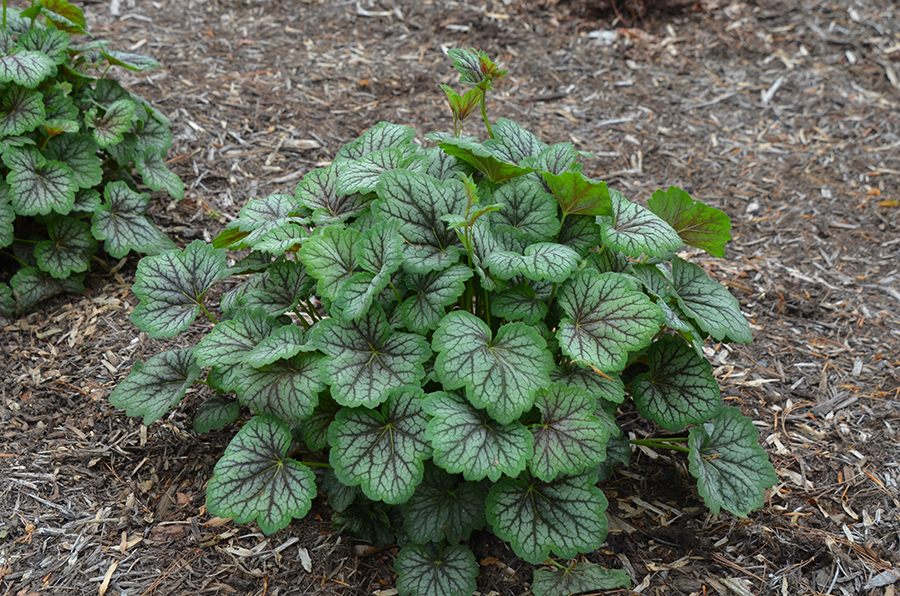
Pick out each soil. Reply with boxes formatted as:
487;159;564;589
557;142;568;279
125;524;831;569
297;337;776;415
2;0;900;595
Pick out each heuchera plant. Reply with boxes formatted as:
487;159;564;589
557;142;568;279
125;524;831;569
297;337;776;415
111;49;777;596
0;0;183;315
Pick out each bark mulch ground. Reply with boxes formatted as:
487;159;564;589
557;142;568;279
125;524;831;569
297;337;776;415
2;0;899;594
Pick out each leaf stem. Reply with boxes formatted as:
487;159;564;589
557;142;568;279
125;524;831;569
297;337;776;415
301;461;331;468
630;439;690;452
389;281;403;304
293;307;311;331
1;251;27;267
479;87;494;139
483;288;491;328
303;298;320;322
12;237;38;244
197;300;218;325
546;558;567;570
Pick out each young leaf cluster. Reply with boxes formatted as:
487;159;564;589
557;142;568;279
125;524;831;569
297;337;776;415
0;0;183;315
111;48;776;596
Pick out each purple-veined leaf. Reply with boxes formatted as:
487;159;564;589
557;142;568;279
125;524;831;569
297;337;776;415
491;177;559;242
101;50;160;72
44;133;102;190
556;269;663;371
631;336;721;431
34;217;97;278
401;264;473;334
0;84;45;137
439;137;534;184
0;49;55;88
334;121;416;161
483;242;581;284
235;353;325;423
134;148;185;200
241;260;315;316
600;189;683;258
91;181;173;257
17;27;70;65
521;142;582;175
648;186;733;257
433;311;553;424
10;266;84;312
486;469;608;564
109;348;201;426
402;463;486;543
490;284;548;325
298;224;359;300
671;256;752;344
3;147;76;216
328;388;432;504
0;182;13;248
423;391;532;482
550;362;625;404
129;240;227;337
395;543;478;596
493;117;548;162
295;163;370;224
85;98;133;147
193;394;240;434
206;415;317;535
688;406;778;516
40;0;87;28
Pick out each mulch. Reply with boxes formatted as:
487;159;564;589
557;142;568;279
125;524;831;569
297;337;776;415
2;0;899;594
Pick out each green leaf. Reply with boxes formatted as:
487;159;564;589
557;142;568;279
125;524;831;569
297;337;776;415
129;240;227;337
328;388;432;504
433;311;553;424
423;391;532;482
402;463;486;543
91;181;172;257
295;164;370;224
298;225;359;300
556;270;663;371
73;189;101;213
40;0;87;28
335;147;405;195
135;149;185;200
550;363;625;404
483;242;581;283
557;214;603;257
332;502;394;545
531;384;610;481
491;284;548;325
395;544;478;596
491;178;559;242
493;117;548;162
671;257;752;344
401;264;472;334
34;217;97;278
447;47;506;86
9;266;83;311
44;134;102;190
17;27;70;65
439;137;534;184
109;348;201;426
102;50;160;72
486;470;608;564
0;283;14;316
206;415;317;535
215;194;307;249
313;304;431;408
301;392;341;451
134;116;173;157
336;219;404;321
532;562;631;596
195;308;280;367
599;190;683;258
631;336;722;431
648;186;732;257
373;170;465;273
85;98;134;147
440;84;483;123
688;406;778;517
241;260;314;316
193;394;240;433
424;146;474;182
0;84;45;138
542;171;612;217
521;142;582;175
335;121;416;161
2;84;46;140
0;182;15;248
236;353;325;423
318;467;360;512
245;324;313;368
0;49;55;88
3;147;76;216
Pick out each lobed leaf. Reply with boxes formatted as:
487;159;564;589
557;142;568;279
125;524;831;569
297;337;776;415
532;562;631;596
195;307;280;367
328;388;432;504
439;137;534;184
193;394;240;434
129;240;227;337
236;353;325;423
491;177;559;242
402;463;486;543
298;225;359;300
335;121;416;161
688;406;778;517
109;348;201;426
433;311;553;424
85;98;134;147
18;27;70;65
395;544;478;596
91;181;172;257
301;392;341;451
600;190;683;258
0;49;55;88
135;149;185;200
483;242;581;283
542;171;612;217
493;117;548;162
206;415;317;535
44;134;102;190
9;266;83;312
648;186;732;257
0;182;15;248
401;264;472;334
0;83;45;137
423;391;532;482
486;470;609;564
241;260;314;316
556;270;663;371
245;324;313;368
34;217;97;278
3;147;76;216
631;336;721;431
550;363;625;404
490;284;548;325
671;257;752;344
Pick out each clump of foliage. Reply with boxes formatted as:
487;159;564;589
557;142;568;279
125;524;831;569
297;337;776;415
111;48;777;596
0;0;184;315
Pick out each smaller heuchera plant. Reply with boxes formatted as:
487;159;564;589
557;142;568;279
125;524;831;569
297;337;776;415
111;49;777;596
0;0;184;315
